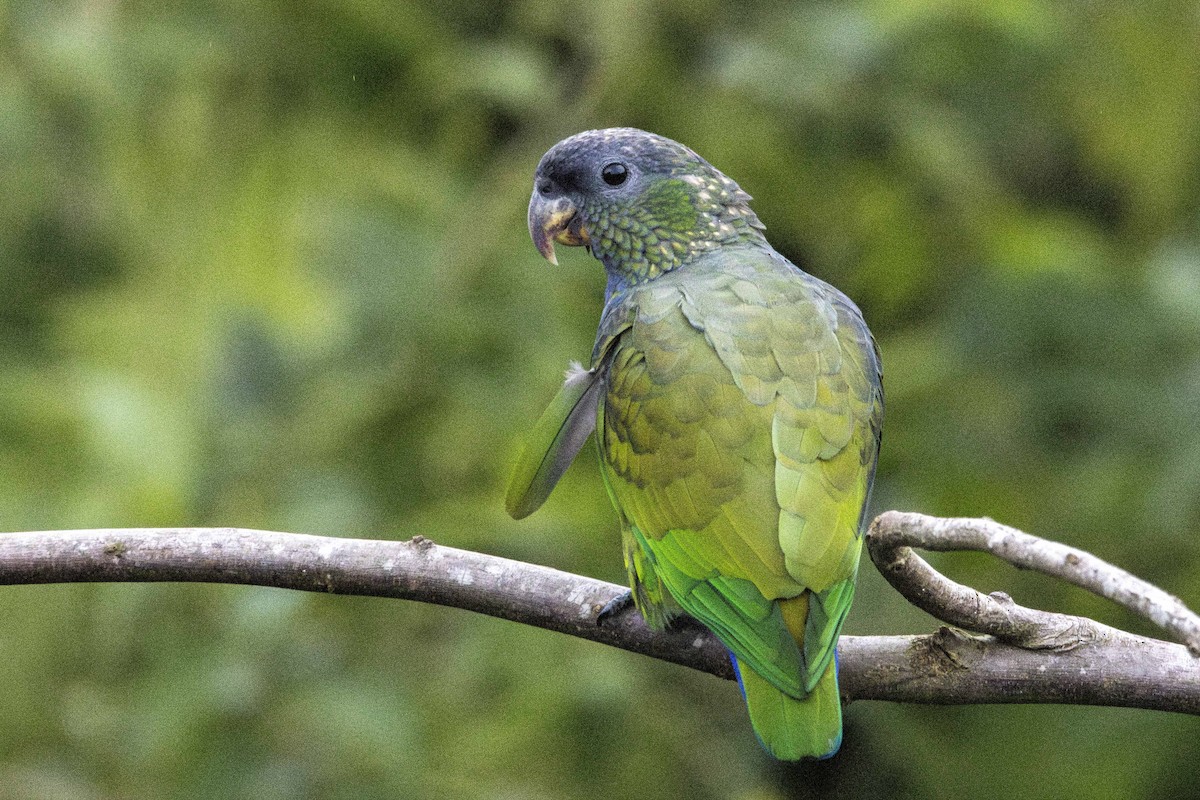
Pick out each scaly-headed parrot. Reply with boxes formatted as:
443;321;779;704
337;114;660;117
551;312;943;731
506;128;883;760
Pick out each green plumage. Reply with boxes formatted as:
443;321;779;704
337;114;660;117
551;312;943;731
510;128;883;760
506;363;601;520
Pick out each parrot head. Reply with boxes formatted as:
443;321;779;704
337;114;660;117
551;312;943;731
528;128;765;282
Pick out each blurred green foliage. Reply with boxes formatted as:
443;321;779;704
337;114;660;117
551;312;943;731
2;0;1199;797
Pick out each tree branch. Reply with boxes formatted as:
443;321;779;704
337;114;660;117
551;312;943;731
866;511;1200;655
0;518;1196;713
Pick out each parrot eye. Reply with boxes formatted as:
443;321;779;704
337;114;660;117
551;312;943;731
601;162;628;186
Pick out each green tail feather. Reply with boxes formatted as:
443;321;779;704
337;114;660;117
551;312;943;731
736;656;842;761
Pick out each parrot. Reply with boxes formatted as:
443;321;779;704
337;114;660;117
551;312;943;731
505;128;883;760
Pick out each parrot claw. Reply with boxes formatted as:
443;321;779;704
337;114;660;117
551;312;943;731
596;590;634;626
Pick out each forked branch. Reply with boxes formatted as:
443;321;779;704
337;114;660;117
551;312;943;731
865;511;1200;655
0;514;1195;712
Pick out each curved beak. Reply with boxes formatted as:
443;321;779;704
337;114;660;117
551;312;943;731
528;190;589;265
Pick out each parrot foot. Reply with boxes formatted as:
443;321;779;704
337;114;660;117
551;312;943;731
596;590;634;626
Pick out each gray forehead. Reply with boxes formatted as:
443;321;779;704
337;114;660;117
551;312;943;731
538;128;699;176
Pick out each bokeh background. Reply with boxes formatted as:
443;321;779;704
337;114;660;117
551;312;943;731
3;1;1199;797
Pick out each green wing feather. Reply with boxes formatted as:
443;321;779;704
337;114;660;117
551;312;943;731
506;318;632;520
505;364;602;519
596;247;883;759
